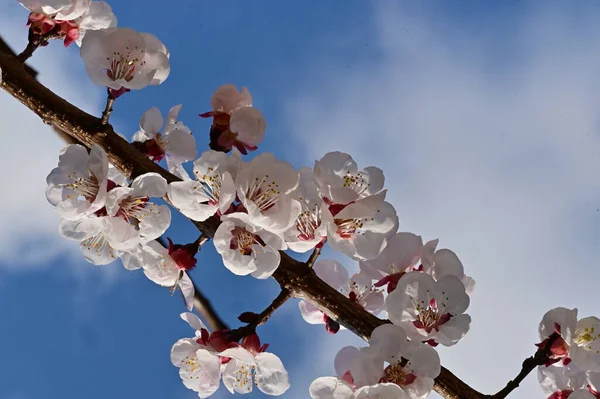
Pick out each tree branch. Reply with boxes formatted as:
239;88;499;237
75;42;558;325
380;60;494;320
17;40;41;62
305;247;322;268
228;289;291;342
190;281;229;332
491;332;561;399
0;51;486;399
0;36;37;78
17;31;53;63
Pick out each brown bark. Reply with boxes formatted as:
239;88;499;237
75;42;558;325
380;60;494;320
1;52;498;398
0;37;38;78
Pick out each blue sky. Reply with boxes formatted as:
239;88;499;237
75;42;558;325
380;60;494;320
1;1;600;399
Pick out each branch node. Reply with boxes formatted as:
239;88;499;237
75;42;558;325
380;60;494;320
228;288;291;342
17;31;52;63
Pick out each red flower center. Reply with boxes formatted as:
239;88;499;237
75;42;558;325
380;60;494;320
167;238;198;271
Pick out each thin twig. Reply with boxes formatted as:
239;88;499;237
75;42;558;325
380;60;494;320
491;332;561;398
17;31;52;62
100;94;115;125
228;289;292;342
0;36;37;77
189;281;229;332
306;247;322;268
17;40;42;63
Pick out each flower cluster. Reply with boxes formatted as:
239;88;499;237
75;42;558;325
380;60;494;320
33;3;479;396
45;143;207;309
299;260;384;334
298;236;474;347
536;308;600;399
171;312;290;397
46;144;169;264
48;129;473;398
132;105;197;177
310;324;441;399
305;237;474;398
20;0;116;47
167;151;401;280
26;0;600;398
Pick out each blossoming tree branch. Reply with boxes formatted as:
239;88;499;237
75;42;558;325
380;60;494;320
1;1;599;398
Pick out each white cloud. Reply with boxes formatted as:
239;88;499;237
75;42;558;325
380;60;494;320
0;4;104;269
285;3;600;398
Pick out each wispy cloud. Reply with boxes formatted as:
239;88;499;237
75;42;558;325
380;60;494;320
284;2;600;397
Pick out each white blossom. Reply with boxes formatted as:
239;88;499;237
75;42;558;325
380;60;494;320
132;105;196;176
321;191;398;260
214;214;286;279
314;152;384;206
539;307;579;367
310;326;438;399
539;308;600;372
350;324;440;398
386;272;471;347
211;84;252;113
220;334;290;396
46;144;109;220
201;84;266;154
572;317;600;372
21;0;116;47
309;377;355;399
298;260;350;329
235;153;301;234
538;364;587;398
344;272;385;315
360;234;475;294
351;384;407;399
360;232;424;292
74;1;117;46
20;0;91;21
171;313;231;398
571;316;600;372
299;261;382;331
284;167;328;252
59;215;138;265
309;341;424;399
168;149;241;221
309;347;359;398
81;27;169;93
420;240;476;295
105;172;170;244
138;240;198;310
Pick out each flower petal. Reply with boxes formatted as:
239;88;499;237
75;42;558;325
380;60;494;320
298;301;325;325
334;346;360;378
140;106;163;136
313;260;350;290
255;352;290;395
180;312;208;333
131;173;168;198
166;129;197;163
179;272;195;311
309;377;354;399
